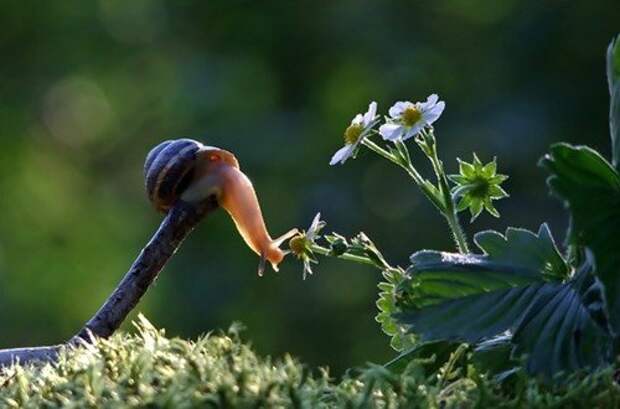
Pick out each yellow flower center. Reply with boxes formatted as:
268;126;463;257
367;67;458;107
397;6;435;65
344;123;364;145
401;106;422;127
289;235;308;257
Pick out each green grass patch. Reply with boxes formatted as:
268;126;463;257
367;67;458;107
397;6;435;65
2;315;620;408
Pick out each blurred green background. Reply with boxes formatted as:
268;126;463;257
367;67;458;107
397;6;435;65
1;1;619;375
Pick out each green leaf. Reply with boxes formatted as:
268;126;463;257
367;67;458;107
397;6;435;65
608;35;620;90
448;175;469;185
395;226;613;377
512;254;613;377
458;158;475;178
481;158;497;178
607;35;620;168
490;174;509;184
375;268;417;352
474;224;568;281
456;196;469;212
397;250;548;340
472;153;483;167
472;334;520;382
542;143;620;331
483;199;500;218
469;199;483;221
611;82;620;169
489;185;508;198
607;36;620;168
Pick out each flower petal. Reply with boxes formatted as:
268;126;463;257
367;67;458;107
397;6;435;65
379;123;403;141
351;113;364;125
303;259;314;280
402;123;424;140
388;101;409;118
329;145;354;165
306;212;325;240
309;212;321;230
422;101;445;125
426;94;439;105
363;101;378;125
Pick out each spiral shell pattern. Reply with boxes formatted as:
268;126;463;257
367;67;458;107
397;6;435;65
144;138;204;213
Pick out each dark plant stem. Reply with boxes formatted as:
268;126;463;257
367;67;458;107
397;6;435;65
0;197;218;367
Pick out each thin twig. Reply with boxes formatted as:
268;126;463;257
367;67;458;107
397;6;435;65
0;346;62;367
0;197;218;367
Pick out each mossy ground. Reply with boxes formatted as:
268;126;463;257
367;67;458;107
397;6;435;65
2;316;620;408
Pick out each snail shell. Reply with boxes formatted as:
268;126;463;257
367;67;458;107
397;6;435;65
144;138;204;213
143;137;297;274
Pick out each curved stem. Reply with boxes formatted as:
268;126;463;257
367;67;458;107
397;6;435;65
444;210;469;254
365;136;469;252
0;197;218;367
311;244;377;267
361;138;399;165
310;244;402;276
363;139;423;185
363;138;444;211
419;130;470;253
431;156;469;253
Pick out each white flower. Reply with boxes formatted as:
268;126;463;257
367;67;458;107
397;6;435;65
330;101;378;165
289;213;326;280
305;212;325;243
379;94;445;142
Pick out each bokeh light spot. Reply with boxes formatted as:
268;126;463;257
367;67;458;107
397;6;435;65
98;0;166;44
42;77;112;147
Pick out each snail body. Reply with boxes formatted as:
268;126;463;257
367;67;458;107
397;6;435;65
144;138;297;274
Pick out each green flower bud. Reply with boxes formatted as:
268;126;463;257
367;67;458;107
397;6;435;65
449;154;509;222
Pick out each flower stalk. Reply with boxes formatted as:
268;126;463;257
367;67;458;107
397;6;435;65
364;131;470;253
299;94;509;280
309;244;377;267
362;138;445;213
417;129;470;253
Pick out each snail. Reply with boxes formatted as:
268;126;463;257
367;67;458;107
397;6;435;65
0;138;300;366
144;138;298;275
